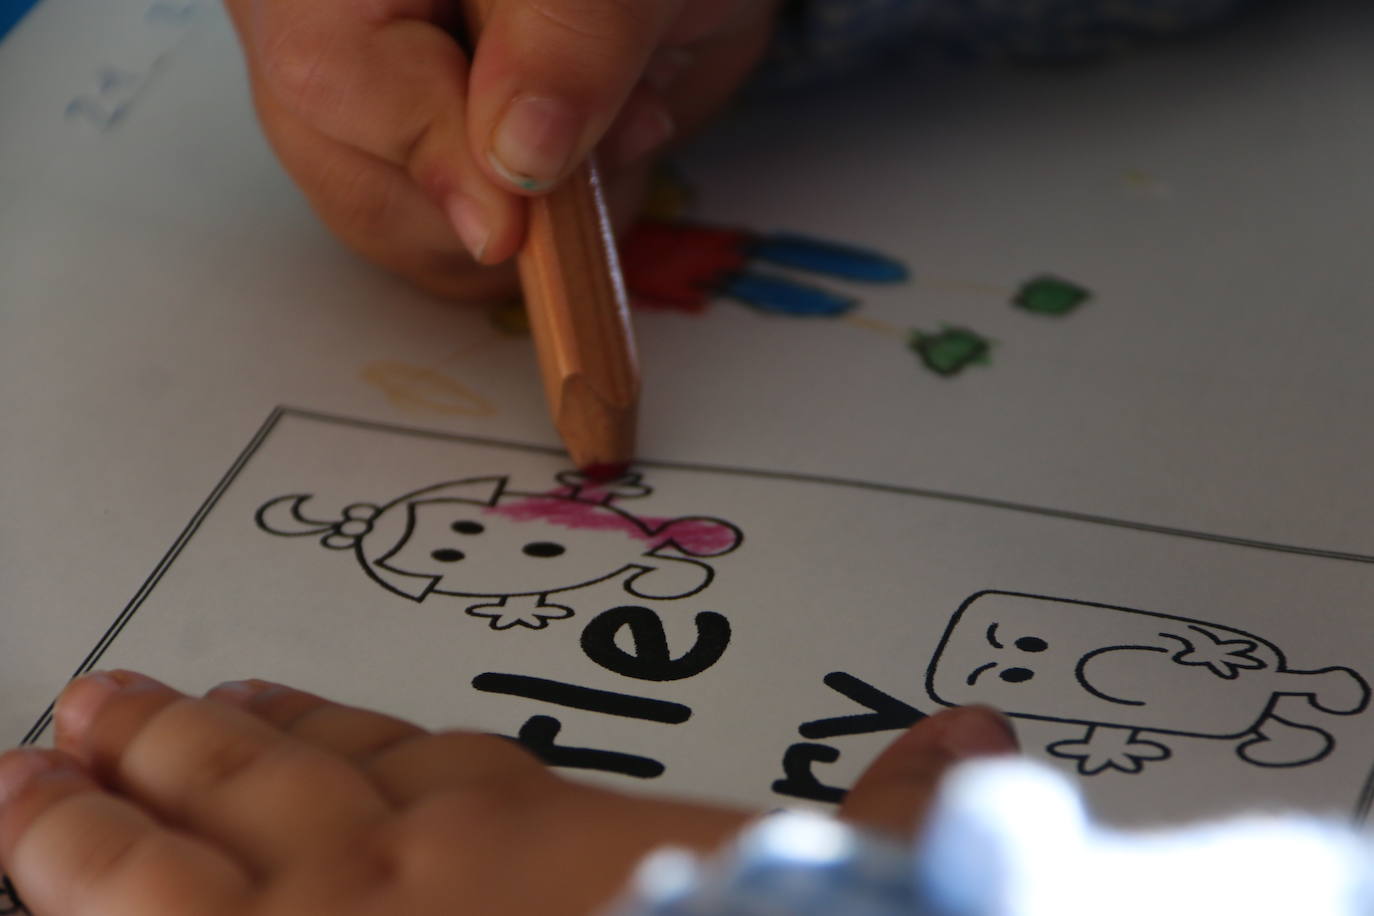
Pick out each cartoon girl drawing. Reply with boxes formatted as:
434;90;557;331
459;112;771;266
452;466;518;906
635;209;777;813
255;471;742;630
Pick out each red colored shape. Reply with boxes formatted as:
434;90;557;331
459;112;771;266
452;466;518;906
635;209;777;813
653;518;740;556
485;496;740;556
619;220;753;313
581;462;630;481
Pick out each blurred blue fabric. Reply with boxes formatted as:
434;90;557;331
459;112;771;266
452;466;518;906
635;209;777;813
761;0;1264;88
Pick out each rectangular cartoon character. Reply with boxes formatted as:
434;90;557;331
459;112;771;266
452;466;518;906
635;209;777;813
927;591;1369;775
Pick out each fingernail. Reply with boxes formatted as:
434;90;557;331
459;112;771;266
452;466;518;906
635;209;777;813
935;707;1018;759
446;195;489;262
0;750;71;807
54;670;160;747
489;96;581;191
209;679;274;703
608;103;674;169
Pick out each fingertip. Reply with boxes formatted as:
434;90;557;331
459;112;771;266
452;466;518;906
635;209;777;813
485;94;583;193
839;709;1016;837
465;0;676;196
446;194;491;262
0;749;91;854
205;678;285;707
860;706;1017;786
446;186;526;265
414;155;525;265
927;705;1019;760
0;749;74;810
54;671;161;754
481;222;524;265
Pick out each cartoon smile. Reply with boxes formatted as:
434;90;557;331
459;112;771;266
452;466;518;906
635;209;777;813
1074;645;1169;706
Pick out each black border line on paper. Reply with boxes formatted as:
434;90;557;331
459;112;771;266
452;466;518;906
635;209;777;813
23;405;1374;821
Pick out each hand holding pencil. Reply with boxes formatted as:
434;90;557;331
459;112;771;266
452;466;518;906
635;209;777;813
225;0;779;466
223;0;780;299
450;0;635;472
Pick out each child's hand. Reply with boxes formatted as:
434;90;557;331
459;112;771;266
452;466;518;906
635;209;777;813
223;0;779;299
0;671;1014;915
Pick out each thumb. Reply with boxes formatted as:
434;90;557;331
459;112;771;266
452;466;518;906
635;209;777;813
839;706;1018;838
465;0;683;193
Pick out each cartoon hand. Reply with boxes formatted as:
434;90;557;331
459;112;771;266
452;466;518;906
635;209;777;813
1048;726;1170;775
554;469;652;502
1160;626;1267;679
466;595;574;631
620;220;907;316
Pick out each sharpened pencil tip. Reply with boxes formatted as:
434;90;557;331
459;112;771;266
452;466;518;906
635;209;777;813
556;373;637;475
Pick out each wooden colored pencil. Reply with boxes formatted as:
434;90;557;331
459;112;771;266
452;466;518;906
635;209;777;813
517;159;640;473
458;0;640;473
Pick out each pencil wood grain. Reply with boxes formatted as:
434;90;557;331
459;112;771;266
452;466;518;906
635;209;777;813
459;0;640;470
518;160;640;469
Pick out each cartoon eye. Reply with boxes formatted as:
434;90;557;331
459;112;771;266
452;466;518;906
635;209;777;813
999;667;1034;683
1014;636;1048;653
522;542;565;558
451;521;484;535
431;548;465;562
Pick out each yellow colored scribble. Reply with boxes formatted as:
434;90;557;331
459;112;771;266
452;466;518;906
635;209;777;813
361;361;497;417
842;313;907;340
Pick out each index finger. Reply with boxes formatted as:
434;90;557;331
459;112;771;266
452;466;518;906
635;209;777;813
226;0;527;262
839;707;1018;838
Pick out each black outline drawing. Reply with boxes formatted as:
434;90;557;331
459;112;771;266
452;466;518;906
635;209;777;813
511;715;664;779
580;607;731;682
0;875;24;916
798;672;925;740
772;743;848;803
774;672;929;804
928;591;1371;777
472;673;692;724
254;470;743;631
17;408;1374;822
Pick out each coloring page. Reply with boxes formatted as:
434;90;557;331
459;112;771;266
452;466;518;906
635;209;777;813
5;18;1374;913
27;408;1373;827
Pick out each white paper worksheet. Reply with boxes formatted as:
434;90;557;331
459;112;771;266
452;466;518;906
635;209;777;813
3;0;1373;873
50;407;1374;829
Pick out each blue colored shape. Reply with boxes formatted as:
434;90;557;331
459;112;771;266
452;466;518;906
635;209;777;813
752;234;909;283
721;272;857;317
0;0;44;42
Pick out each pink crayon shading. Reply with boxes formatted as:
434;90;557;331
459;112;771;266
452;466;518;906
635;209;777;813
485;496;739;556
581;462;630;482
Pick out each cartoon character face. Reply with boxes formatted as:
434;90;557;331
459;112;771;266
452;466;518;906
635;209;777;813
377;497;652;597
256;474;743;630
927;592;1294;738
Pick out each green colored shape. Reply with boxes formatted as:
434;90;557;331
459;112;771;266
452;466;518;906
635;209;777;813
908;326;993;377
1014;275;1091;315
